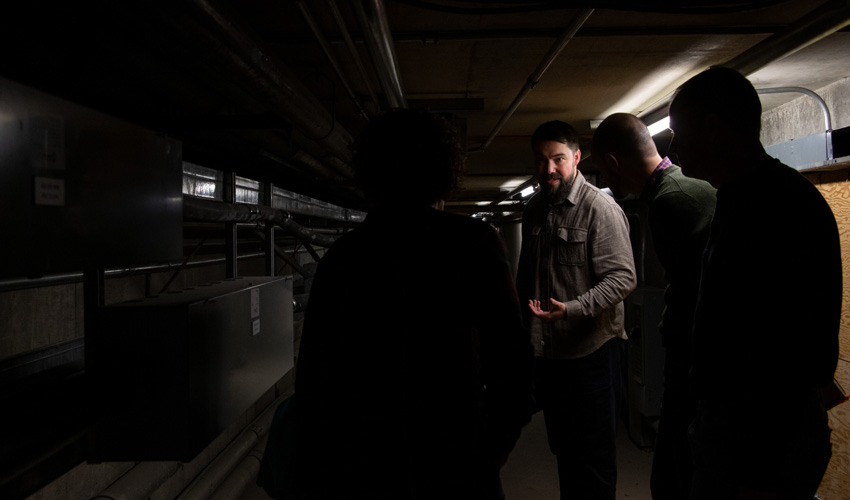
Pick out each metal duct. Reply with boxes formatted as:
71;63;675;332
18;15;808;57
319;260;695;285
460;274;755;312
155;0;355;176
352;0;407;109
471;8;595;152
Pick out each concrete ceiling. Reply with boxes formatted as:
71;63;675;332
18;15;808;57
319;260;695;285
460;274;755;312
2;0;849;217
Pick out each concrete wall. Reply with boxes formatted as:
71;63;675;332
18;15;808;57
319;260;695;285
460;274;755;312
761;77;850;148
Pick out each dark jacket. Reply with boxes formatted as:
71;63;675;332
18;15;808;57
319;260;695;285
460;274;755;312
296;207;534;500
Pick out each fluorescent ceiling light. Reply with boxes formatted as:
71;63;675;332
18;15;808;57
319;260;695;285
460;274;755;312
647;116;670;136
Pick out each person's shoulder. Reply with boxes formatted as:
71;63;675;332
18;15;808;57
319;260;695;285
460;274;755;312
579;180;624;212
760;160;828;203
653;165;716;207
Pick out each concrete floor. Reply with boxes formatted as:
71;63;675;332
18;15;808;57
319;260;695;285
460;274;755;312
242;411;653;499
501;412;653;500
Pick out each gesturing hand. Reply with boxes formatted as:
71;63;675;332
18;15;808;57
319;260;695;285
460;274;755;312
528;298;566;322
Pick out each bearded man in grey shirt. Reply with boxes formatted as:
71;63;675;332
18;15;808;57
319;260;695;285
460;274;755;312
516;120;636;500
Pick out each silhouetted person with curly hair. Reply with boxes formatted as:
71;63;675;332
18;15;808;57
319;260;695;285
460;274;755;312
296;108;534;500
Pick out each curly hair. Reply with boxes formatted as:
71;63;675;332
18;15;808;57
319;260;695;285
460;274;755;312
350;108;464;207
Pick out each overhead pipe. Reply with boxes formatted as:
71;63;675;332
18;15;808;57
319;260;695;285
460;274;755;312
326;0;382;113
155;0;355;176
352;0;407;109
470;8;594;153
756;86;833;161
294;0;370;121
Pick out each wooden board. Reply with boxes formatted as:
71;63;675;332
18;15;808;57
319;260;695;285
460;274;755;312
806;170;850;498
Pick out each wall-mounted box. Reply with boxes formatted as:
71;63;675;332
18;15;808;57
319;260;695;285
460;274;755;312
0;76;183;279
88;276;294;462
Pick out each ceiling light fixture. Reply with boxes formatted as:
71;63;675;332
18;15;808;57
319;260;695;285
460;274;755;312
647;116;670;136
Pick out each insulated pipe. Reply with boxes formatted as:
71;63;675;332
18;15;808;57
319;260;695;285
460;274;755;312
756;86;833;161
156;0;355;174
471;8;594;152
295;0;370;121
352;0;407;109
326;0;381;113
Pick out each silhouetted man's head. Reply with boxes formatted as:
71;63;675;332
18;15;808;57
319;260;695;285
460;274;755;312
669;67;762;185
591;113;659;198
351;108;464;208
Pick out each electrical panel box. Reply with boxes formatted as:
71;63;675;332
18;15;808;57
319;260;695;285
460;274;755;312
0;76;183;279
88;276;294;462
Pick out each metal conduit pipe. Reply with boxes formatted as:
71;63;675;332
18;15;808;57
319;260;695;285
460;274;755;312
326;0;381;113
183;196;340;248
352;0;407;109
756;86;833;161
470;8;594;153
295;0;370;121
175;392;287;500
155;0;355;174
207;438;268;500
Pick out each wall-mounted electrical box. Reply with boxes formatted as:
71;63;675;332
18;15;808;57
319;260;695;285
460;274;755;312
88;276;294;462
0;76;183;279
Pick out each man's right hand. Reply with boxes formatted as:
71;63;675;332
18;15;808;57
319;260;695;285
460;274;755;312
528;298;566;322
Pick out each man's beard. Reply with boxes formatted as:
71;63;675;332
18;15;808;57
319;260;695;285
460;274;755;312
540;173;573;204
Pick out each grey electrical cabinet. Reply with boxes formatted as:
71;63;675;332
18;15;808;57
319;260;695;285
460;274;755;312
0;76;183;279
88;276;294;462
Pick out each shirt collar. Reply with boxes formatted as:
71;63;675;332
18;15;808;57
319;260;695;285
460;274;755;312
648;156;672;186
564;170;586;206
640;157;672;202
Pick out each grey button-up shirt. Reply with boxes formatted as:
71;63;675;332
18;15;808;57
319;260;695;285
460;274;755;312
516;171;637;359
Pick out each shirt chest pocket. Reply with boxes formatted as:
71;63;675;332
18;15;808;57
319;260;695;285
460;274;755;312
554;227;587;266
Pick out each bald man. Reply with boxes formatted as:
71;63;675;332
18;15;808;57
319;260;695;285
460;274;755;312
592;113;716;500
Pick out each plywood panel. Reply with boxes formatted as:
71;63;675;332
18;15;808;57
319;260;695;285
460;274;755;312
817;359;850;499
810;171;850;362
807;170;850;498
